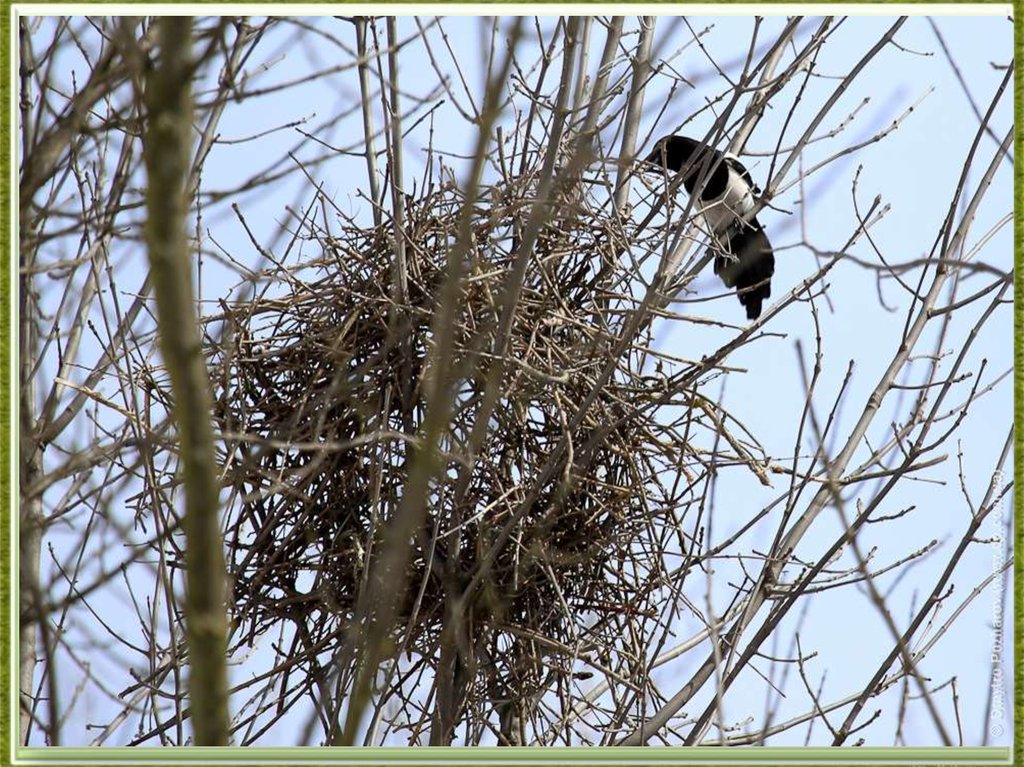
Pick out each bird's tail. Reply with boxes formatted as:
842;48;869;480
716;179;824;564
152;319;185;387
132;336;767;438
710;219;775;320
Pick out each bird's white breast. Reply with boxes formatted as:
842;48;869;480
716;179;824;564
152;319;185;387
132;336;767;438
699;164;755;236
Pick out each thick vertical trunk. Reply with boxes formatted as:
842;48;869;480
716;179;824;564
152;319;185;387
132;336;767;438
19;185;42;743
18;462;42;744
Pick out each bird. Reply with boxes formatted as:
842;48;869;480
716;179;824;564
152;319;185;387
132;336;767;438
643;135;774;320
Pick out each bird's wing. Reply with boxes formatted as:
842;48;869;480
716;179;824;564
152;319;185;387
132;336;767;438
712;220;774;320
724;155;761;196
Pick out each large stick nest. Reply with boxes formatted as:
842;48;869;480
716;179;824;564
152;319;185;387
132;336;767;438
208;174;690;696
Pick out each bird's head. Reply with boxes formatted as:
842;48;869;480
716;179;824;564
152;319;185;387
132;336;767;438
642;135;706;176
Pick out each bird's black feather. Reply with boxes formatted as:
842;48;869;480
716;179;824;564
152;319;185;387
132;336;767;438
643;136;729;199
713;220;774;321
643;135;775;320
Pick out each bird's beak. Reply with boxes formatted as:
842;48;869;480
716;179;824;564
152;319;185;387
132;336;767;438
642;148;665;172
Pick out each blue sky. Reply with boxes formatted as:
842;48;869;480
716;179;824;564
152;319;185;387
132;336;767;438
24;11;1014;747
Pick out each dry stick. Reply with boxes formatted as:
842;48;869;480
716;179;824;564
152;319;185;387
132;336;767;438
643;216;877;734
693;415;989;746
18;17;36;158
355;18;382;226
686;313;994;572
572;16;593;120
444;17;583;549
447;14;629;577
423;23;550;745
798;332;953;744
35;273;152;444
18;41;123;208
384;17;409;307
415;20;532;745
829;208;1013;741
37;25;252;448
435;16;484;120
674;120;1011;747
612;225;867;745
579;17;625;142
21;207;124;749
195;18;434;103
187;18;250;202
415;17;479;124
927;18;1011;167
713;551;1012;746
833;426;1013;745
337;18;524;746
381;17;416;431
462;17;801;611
607;21;909;745
671;15;875;306
35;127;135;436
921;58;1012;338
731;15;808;153
18;20;133;746
556;396;1003;745
142;17;228;745
514;19;561;180
19;330;43;744
398;18;585;743
613;16;655;211
692;120;1007;743
643;16;807;299
431;18;599;745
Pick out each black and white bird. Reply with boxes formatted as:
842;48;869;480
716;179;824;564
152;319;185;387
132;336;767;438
643;135;774;320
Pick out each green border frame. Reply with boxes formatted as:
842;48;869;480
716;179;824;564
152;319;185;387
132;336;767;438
0;4;1018;765
4;745;1020;764
2;0;10;762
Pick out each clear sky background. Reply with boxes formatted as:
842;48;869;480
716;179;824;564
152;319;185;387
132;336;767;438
26;10;1014;747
